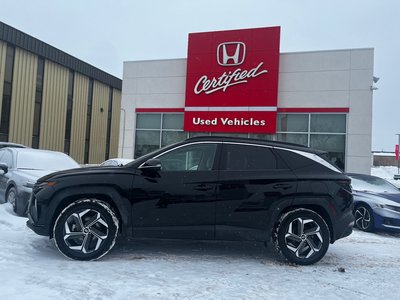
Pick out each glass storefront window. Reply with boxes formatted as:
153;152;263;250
134;112;347;170
277;114;308;132
161;131;187;147
136;114;161;129
276;133;308;146
310;134;346;170
162;114;184;130
135;130;161;158
310;114;346;133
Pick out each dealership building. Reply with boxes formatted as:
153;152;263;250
120;26;375;174
0;21;122;164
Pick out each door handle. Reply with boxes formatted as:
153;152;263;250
193;184;213;191
273;183;292;190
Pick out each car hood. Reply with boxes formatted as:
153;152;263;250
16;169;59;183
36;166;126;183
354;190;400;206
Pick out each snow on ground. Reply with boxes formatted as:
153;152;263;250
0;202;400;300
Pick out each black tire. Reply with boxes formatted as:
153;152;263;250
272;208;330;265
354;204;374;232
53;199;119;261
6;187;17;213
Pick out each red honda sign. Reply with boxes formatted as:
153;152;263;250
396;144;399;161
184;27;280;133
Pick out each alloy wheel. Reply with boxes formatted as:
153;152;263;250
7;188;16;208
284;217;323;259
354;206;372;230
63;209;109;254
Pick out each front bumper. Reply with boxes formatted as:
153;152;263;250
26;193;51;237
26;219;49;236
373;208;400;232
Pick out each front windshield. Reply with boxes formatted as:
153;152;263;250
17;151;80;171
350;175;399;193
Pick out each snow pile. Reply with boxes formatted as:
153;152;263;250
1;202;400;299
371;165;400;187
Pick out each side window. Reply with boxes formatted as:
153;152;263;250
0;150;13;168
158;143;217;171
221;144;278;171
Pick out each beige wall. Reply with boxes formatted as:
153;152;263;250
9;48;37;146
89;81;109;164
0;42;121;163
109;89;121;158
0;41;7;120
70;73;89;163
40;60;69;151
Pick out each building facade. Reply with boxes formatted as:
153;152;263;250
120;27;374;174
0;22;122;164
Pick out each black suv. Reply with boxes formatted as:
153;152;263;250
27;137;353;265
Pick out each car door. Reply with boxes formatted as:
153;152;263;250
131;142;220;240
215;143;297;241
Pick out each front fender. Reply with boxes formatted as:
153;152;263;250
46;185;132;237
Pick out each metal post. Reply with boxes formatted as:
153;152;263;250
397;134;400;175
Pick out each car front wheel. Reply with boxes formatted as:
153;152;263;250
273;208;330;265
354;205;374;232
53;199;119;260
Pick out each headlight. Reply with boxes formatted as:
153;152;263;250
378;204;400;213
23;181;36;188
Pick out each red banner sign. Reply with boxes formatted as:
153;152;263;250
184;27;280;133
396;144;399;161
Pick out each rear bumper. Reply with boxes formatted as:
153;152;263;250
332;209;354;242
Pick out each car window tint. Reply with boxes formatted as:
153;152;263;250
158;143;217;171
221;144;277;170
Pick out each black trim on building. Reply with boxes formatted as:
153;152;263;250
0;45;15;142
64;70;74;154
84;79;94;164
32;57;45;148
0;21;122;90
105;88;113;160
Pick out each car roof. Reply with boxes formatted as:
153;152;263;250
1;147;66;155
186;136;324;154
0;142;27;148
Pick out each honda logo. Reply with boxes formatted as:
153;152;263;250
217;42;246;66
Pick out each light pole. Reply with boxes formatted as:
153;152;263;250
396;134;400;175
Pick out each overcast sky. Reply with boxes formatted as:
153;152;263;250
0;0;398;151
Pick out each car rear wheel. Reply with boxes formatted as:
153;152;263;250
354;205;374;232
6;187;17;212
273;208;330;265
53;199;119;260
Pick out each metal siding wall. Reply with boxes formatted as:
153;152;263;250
9;48;37;146
89;81;109;164
70;73;89;163
40;60;68;151
109;89;121;158
0;41;6;119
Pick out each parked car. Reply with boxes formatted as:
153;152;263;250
26;137;354;265
347;173;400;232
100;158;134;167
0;148;80;216
0;142;27;149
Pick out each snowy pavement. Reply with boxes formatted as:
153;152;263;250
1;202;400;300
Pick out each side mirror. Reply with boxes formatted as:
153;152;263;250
0;162;8;174
139;158;162;171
